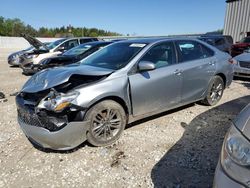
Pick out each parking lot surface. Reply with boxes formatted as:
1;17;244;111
0;48;249;188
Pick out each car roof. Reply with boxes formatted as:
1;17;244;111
199;35;224;39
78;41;112;47
64;37;98;40
115;37;201;44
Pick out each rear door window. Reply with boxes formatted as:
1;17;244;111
176;40;213;62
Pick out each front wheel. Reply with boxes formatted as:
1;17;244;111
201;76;225;106
84;100;127;147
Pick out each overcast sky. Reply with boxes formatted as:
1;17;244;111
0;0;227;35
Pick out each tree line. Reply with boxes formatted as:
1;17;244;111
0;16;121;37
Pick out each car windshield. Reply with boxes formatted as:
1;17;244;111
63;44;93;56
47;39;66;49
240;37;250;43
80;42;147;70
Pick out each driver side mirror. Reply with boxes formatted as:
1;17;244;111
138;61;156;72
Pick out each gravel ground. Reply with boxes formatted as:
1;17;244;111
0;48;249;188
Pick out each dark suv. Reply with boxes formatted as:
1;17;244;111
198;35;233;54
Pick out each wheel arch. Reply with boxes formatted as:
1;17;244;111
86;95;130;118
215;73;227;87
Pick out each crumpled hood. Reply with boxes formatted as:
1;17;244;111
21;64;113;93
234;104;250;139
234;52;250;62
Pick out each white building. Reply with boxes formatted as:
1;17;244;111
224;0;250;42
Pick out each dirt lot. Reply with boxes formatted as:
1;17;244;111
0;48;249;188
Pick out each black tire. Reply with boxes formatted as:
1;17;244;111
84;100;127;147
201;76;225;106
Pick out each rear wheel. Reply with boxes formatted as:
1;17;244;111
201;76;224;106
85;100;126;147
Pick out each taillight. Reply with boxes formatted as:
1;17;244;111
228;58;237;64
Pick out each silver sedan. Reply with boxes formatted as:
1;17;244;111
16;38;234;150
233;52;250;78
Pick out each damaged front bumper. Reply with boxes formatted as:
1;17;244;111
16;93;90;150
18;117;90;150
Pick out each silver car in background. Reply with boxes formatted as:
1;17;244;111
8;46;34;66
213;104;250;188
7;42;50;66
19;34;98;73
16;38;234;150
233;52;250;78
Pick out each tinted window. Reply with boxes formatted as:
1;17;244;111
200;43;214;57
176;41;213;62
63;39;79;50
240;37;250;43
214;38;225;45
47;39;66;49
225;36;233;44
80;38;94;44
140;42;176;68
81;42;147;70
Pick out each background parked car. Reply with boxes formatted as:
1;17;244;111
19;34;99;70
231;36;250;57
16;38;234;150
213;104;250;188
21;41;113;75
7;42;50;66
233;52;250;78
198;35;233;54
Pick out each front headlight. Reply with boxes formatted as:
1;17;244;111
221;125;250;187
226;133;250;166
13;54;20;63
37;89;79;112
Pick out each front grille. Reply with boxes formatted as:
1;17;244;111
18;108;59;131
239;61;250;69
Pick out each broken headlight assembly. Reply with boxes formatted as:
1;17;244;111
37;89;79;113
221;125;250;187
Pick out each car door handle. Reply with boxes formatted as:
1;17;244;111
209;61;215;66
174;69;182;75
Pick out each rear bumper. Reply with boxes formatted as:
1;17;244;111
213;162;244;188
18;117;90;150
